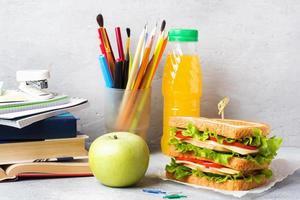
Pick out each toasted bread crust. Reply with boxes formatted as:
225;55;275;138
169;145;268;171
169;117;270;139
166;172;268;191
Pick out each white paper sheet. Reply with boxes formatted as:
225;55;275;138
158;147;300;198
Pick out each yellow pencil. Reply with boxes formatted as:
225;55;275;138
140;32;167;89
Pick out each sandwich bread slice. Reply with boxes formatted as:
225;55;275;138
165;117;282;191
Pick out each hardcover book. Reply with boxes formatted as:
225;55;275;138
0;113;77;141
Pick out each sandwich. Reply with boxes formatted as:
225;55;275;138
165;117;282;191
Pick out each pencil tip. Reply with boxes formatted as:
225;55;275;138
96;13;104;27
161;20;166;32
126;28;131;37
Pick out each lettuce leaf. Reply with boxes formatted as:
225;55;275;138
165;159;192;179
174;124;267;147
247;135;283;164
169;138;234;165
165;158;272;183
182;124;210;141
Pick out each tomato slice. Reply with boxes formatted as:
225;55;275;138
175;131;192;140
209;137;257;150
176;157;223;168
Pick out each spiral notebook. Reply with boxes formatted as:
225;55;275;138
0;98;88;128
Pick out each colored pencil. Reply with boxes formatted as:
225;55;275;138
143;33;168;89
140;21;167;89
125;25;147;90
140;24;148;67
132;27;156;90
98;55;113;88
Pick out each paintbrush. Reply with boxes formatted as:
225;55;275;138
96;14;106;57
96;13;115;79
123;28;131;88
115;27;124;61
125;28;131;61
160;20;166;34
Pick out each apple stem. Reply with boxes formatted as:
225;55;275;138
113;135;118;139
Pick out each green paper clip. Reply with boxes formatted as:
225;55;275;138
163;194;187;199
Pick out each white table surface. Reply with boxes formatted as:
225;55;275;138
1;151;299;200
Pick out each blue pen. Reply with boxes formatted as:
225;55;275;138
98;55;113;88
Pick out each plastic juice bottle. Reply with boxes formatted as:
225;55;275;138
161;29;202;155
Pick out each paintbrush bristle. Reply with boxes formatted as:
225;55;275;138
160;20;166;32
96;14;104;27
126;28;131;38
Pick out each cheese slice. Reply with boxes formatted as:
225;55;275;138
180;138;230;153
176;160;240;175
179;137;259;155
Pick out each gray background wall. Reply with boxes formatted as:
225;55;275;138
0;0;299;148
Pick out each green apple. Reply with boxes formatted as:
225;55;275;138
88;132;150;187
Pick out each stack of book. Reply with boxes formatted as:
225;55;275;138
0;94;92;181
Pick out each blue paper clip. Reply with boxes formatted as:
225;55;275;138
142;188;166;194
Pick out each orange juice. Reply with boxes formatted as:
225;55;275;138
161;29;202;154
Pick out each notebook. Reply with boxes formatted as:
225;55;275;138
0;113;77;141
0;159;92;181
0;97;87;120
0;98;88;128
0;94;70;114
